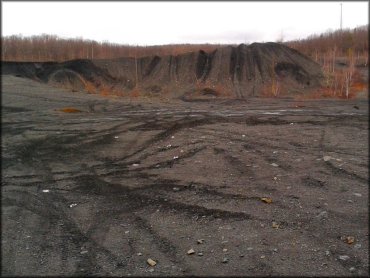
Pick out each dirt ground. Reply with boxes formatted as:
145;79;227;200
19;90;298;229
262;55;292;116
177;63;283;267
2;75;368;276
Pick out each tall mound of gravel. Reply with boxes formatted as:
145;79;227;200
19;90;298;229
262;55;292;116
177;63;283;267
2;42;324;99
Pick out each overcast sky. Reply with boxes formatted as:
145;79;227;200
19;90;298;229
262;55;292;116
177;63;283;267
2;1;368;45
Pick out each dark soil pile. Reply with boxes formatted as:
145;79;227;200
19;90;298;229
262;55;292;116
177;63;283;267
2;43;324;99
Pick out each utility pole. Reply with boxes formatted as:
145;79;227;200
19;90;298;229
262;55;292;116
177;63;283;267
340;3;343;31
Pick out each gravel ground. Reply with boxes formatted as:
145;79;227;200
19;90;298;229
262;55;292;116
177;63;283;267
2;75;368;276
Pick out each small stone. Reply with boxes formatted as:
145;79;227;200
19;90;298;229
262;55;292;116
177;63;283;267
354;243;361;249
273;177;277;181
69;203;77;208
147;258;157;266
353;193;362;197
187;249;195;255
125;231;129;234
132;163;140;167
172;187;180;192
137;252;143;256
339;255;350;261
325;250;330;256
247;247;253;251
239;254;244;257
148;268;154;272
242;134;246;137
223;248;228;252
323;156;331;162
316;211;328;220
260;255;266;259
171;136;175;139
173;156;179;160
349;267;356;272
273;248;278;252
80;250;88;255
347;199;354;203
261;197;272;204
345;236;355;244
222;258;229;263
271;163;279;167
197;252;203;256
197;239;204;244
272;222;280;229
114;136;119;139
42;189;50;193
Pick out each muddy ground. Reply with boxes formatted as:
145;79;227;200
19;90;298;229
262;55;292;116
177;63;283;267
1;75;369;276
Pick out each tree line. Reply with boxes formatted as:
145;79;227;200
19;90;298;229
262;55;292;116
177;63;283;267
286;25;368;64
1;25;367;62
1;34;221;62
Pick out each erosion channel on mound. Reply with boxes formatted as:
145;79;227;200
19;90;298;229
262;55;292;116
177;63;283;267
2;42;324;99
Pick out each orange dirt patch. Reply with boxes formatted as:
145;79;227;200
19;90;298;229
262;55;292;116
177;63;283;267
60;107;82;113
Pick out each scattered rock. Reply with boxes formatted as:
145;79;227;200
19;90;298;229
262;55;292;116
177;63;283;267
80;250;88;255
114;136;119;139
172;187;180;192
148;268;154;272
271;163;279;167
69;203;77;208
323;156;331;162
137;252;143;256
173;156;179;160
147;258;157;266
353;193;362;197
325;250;330;256
316;211;328;220
223;248;228;252
187;249;195;255
260;255;266;259
197;239;204;244
222;258;229;263
132;163;140;167
197;252;203;256
272;222;280;229
42;189;50;193
239;254;244;257
349;267;356;272
247;247;253;251
339;255;350;261
171;136;175;139
354;243;361;249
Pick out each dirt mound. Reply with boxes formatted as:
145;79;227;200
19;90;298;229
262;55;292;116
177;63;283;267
2;43;324;98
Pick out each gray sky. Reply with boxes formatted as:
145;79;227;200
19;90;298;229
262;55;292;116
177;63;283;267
2;1;368;45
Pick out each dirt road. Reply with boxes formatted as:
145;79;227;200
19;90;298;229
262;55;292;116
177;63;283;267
2;75;368;276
